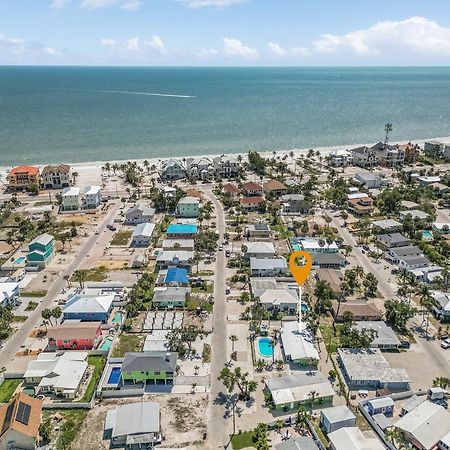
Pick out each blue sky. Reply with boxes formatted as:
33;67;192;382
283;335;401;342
1;0;450;65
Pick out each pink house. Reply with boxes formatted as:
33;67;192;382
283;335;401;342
47;322;102;350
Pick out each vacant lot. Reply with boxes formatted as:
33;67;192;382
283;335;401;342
111;333;144;357
111;231;132;246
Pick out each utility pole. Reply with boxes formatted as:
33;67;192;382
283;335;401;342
384;123;393;146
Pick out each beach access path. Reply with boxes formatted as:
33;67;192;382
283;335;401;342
0;200;121;369
202;188;230;449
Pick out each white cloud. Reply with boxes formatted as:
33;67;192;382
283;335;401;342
0;32;63;61
100;35;168;58
181;0;246;8
223;37;258;59
311;16;450;58
51;0;143;10
196;48;220;58
267;42;287;57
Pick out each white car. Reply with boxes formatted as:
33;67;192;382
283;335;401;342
441;339;450;349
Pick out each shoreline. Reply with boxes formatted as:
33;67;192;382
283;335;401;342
1;135;449;187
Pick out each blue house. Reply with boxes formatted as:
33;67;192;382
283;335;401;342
166;223;198;238
367;397;394;416
63;294;114;323
164;268;189;285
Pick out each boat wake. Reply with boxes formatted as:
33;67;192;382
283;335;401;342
92;89;195;98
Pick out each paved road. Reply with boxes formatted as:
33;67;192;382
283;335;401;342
331;213;450;378
0;201;121;369
203;189;230;449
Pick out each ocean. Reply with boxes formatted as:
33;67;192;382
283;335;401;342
1;66;450;166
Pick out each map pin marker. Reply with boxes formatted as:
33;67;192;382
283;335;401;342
289;250;312;286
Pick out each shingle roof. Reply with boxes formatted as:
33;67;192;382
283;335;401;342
47;322;101;341
122;351;177;373
63;294;114;314
41;164;70;174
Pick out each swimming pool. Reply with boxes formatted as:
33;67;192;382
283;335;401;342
100;337;113;351
422;230;433;240
23;386;35;397
301;303;309;313
107;367;121;384
14;256;26;265
113;312;123;324
291;243;301;251
258;338;274;357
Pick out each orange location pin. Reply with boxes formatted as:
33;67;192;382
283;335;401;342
289;251;312;286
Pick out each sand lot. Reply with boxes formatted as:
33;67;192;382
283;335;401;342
72;393;209;450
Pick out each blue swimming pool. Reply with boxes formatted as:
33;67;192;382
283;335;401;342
258;338;274;357
15;256;26;264
107;367;121;384
422;230;433;240
301;303;309;313
100;337;113;351
112;312;123;324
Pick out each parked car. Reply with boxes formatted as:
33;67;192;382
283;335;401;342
225;250;231;257
400;340;410;349
218;245;223;251
362;245;370;251
441;339;450;349
107;224;117;231
225;286;230;294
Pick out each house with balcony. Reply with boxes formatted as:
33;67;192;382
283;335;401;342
329;149;353;167
0;281;20;307
186;157;214;180
27;233;55;269
347;195;374;217
431;290;450;321
121;351;177;386
175;197;200;218
166;223;198;238
6;165;40;192
244;242;276;259
63;293;115;323
241;181;264;197
223;183;240;196
47;322;102;350
83;185;101;209
156;251;193;270
61;186;81;211
250;257;288;277
351;142;405;168
280;194;311;215
159;159;186;181
263;179;287;196
41;164;71;189
131;223;155;247
152;286;190;308
125;204;155;224
213;155;240;178
354;172;383;189
240;196;265;211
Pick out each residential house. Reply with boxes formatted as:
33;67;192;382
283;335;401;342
294;238;338;253
280;320;319;366
175;197;200;218
186;157;214;180
83;185;101;209
63;293;115;323
157;268;189;286
132;254;147;268
250;277;299;301
275;437;320;450
121;351;177;385
223;183;240;196
0;392;42;450
351;142;405;168
354;321;401;350
6;165;40;191
259;289;298;314
166;223;198;238
429;182;450;195
265;371;334;411
433;223;450;234
41;164;71;189
247;224;272;239
332;301;382;322
280;194;310;215
156;251;193;270
431;290;450;321
371;219;403;233
250;257;288;277
389;245;431;270
311;253;347;269
61;187;81;211
240;196;265;211
263;179;287;196
367;397;395;416
320;405;356;434
376;233;410;249
131;223;155;247
315;269;343;296
159;159;186;181
241;181;264;196
244;242;276;259
152;286;189;308
27;233;55;269
162;239;195;251
47;322;102;350
124;204;155;224
213;155;240;178
329;149;352;167
0;282;20;307
347;196;374;216
355;172;383;189
399;209;429;221
424;140;446;158
24;352;88;399
401;200;420;210
104;402;161;448
417;175;441;186
395;401;450;450
328;427;385;450
439;432;450;450
338;348;411;391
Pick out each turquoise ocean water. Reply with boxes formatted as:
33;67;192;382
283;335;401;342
1;66;450;166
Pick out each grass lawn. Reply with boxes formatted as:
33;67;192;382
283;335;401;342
21;289;47;298
55;409;88;450
111;230;132;246
112;333;144;357
191;282;214;294
186;296;213;313
319;324;342;354
71;266;108;282
25;301;38;311
12;315;27;322
0;379;22;402
231;431;255;449
78;356;106;403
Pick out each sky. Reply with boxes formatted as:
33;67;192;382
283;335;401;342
1;0;450;65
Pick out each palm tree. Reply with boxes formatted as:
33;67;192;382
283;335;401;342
194;365;200;376
229;335;238;354
417;284;433;335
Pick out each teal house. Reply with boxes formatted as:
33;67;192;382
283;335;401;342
27;233;55;269
121;351;177;386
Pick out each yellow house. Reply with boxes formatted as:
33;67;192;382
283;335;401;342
6;166;40;191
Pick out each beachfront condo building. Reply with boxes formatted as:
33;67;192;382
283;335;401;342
6;165;40;191
27;233;55;269
159;159;186;181
351;142;405;168
213;155;240;178
41;164;71;189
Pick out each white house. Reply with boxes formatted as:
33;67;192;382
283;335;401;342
186;157;214;180
328;427;384;450
83;185;101;209
244;242;276;259
125;204;155;224
61;186;81;211
250;257;288;277
320;405;356;434
0;281;20;307
160;159;186;181
41;164;71;189
131;223;155;247
175;197;200;218
213;155;240;178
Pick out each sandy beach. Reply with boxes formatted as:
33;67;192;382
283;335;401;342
1;135;449;188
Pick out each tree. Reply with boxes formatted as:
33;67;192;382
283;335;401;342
229;335;238;354
339;312;378;348
314;280;334;314
51;307;62;324
385;299;416;333
364;273;378;297
42;308;54;326
73;270;86;290
0;306;14;341
252;423;269;450
218;366;257;401
433;377;450;388
39;417;52;445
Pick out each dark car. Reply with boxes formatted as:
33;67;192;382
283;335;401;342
107;224;117;231
400;340;410;349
